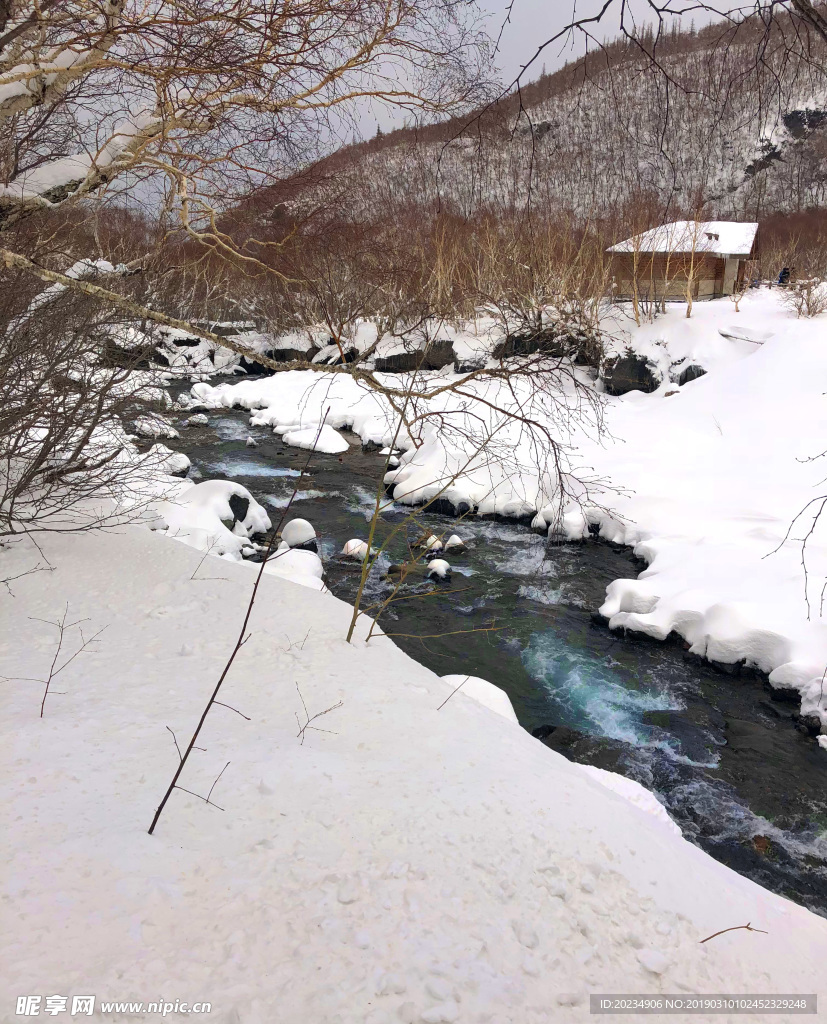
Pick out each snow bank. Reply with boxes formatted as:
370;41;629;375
578;765;681;836
599;291;791;387
154;479;270;559
192;371;395;448
441;674;519;724
585;292;827;731
2;525;826;1022
282;423;349;454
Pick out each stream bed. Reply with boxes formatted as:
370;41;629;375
169;394;827;917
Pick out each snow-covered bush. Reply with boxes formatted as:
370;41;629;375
0;285;177;535
783;279;827;318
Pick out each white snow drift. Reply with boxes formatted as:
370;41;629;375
2;526;826;1023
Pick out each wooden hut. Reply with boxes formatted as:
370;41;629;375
608;221;759;302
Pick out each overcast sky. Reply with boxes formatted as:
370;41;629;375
357;0;721;139
481;0;722;85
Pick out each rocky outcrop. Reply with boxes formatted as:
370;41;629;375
374;338;454;373
601;352;661;395
677;363;706;386
493;326;599;365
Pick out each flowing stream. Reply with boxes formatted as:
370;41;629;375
168;393;827;917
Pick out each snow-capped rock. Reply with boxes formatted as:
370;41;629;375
134;413;180;439
342;539;369;560
154;479;270;559
427;558;451;579
147;444;190;478
281;518;317;551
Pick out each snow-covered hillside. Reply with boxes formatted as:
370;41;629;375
3;523;827;1023
265;26;827;223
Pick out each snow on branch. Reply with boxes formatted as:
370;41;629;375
0;0;123;120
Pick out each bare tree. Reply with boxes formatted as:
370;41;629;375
0;265;178;536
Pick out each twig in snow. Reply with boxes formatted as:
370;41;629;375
0;561;53;597
295;682;343;745
437;675;470;710
173;760;231;813
147;410;330;835
214;700;251;721
3;603;106;716
166;726;205;763
699;922;768;944
190;540;228;582
167;726;183;762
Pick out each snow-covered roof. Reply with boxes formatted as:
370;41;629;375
608;220;758;256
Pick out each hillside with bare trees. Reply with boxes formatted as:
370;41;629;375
243;11;827;234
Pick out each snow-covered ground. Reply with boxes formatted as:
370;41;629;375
3;524;827;1022
590;292;827;731
187;289;827;735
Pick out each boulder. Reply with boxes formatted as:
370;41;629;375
374;338;454;373
267;345;319;364
677;363;706;386
453;353;487;374
228;492;250;525
601;352;661;395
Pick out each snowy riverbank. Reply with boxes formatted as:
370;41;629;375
3;524;827;1022
183;290;827;736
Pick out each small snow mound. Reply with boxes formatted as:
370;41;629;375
637;948;672;975
185;413;209;427
148;444;190;477
427;558;451;579
718;325;774;344
282;518;317;549
155;480;271;559
817;736;827;752
283;424;349;454
441;674;518;724
134;413;179;439
246;436;258;448
342;539;369;560
444;534;466;553
531;513;547;534
417;534;443;551
262;547;324;590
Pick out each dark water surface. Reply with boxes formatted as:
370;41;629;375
170;392;827;916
